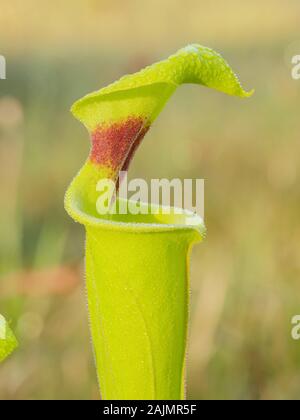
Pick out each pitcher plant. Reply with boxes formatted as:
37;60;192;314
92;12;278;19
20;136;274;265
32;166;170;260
65;44;252;399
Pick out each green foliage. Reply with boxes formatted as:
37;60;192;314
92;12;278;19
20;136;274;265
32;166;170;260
0;315;18;363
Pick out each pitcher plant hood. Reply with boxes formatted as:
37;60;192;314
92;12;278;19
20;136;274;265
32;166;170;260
65;44;252;229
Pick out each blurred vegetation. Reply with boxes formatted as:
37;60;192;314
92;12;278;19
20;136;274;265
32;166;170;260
0;0;300;400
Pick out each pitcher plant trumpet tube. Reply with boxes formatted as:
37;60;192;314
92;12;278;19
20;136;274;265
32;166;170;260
65;44;252;399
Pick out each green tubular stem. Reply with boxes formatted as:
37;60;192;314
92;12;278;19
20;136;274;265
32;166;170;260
85;209;203;399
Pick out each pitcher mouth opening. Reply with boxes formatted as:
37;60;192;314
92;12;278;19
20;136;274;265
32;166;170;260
65;191;206;238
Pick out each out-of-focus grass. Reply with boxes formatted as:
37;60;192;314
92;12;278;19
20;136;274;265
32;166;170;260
1;0;300;400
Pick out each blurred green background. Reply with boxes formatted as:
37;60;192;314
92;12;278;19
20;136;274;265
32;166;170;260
1;0;300;400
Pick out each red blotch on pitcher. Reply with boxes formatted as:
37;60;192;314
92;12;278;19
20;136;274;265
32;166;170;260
90;117;150;174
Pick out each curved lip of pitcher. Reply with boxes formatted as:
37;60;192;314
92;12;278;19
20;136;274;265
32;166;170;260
66;194;206;238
